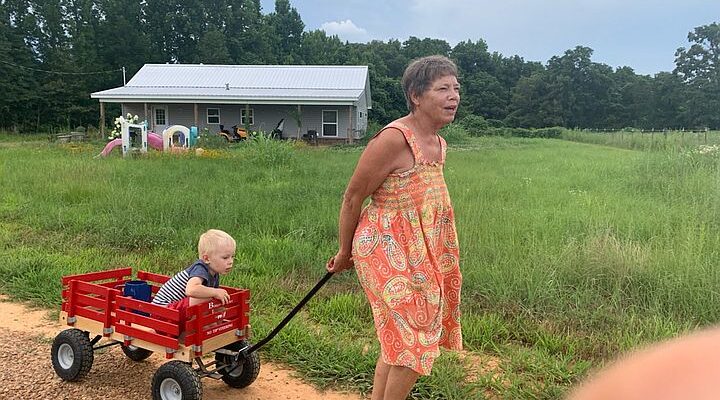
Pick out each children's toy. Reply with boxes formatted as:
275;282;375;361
162;125;199;151
50;267;333;400
98;124;198;157
99;132;164;157
121;119;148;157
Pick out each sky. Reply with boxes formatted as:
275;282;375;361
259;0;720;76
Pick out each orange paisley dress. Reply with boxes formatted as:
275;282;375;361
352;121;463;376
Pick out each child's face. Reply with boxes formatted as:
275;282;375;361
203;240;235;275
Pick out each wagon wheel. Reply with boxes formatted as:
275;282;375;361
151;361;202;400
121;344;153;361
215;340;261;388
50;329;94;381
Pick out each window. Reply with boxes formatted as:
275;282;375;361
322;110;338;136
241;108;254;125
207;108;220;124
154;108;166;126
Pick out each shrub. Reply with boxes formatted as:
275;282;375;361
457;114;489;136
358;120;384;145
243;130;296;167
534;127;565;138
438;123;470;144
487;119;506;128
195;128;229;149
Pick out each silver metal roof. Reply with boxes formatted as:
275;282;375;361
92;64;371;107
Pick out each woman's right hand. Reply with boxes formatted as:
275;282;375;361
327;252;354;273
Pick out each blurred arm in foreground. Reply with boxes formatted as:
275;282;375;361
568;325;720;400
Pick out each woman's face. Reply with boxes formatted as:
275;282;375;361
412;74;460;125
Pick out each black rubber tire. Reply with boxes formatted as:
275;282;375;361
121;344;153;361
51;329;94;381
151;361;202;400
215;340;261;388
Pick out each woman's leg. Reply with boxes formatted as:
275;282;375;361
383;364;419;400
371;356;391;400
371;357;420;400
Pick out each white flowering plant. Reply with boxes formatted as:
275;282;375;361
108;113;140;140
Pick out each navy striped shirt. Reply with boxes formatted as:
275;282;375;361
152;260;219;306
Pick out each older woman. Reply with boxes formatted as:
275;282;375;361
327;55;463;400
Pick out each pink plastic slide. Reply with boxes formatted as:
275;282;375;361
98;132;164;157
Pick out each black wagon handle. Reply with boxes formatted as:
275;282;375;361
245;271;334;355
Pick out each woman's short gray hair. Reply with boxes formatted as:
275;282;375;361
401;55;458;112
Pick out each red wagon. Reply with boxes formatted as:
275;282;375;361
51;267;333;400
51;267;258;400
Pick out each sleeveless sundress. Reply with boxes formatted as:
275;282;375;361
352;121;463;376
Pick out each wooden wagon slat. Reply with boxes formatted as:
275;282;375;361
115;296;181;321
115;309;180;336
137;270;171;285
184;319;242;344
74;293;110;310
61;267;132;285
74;280;118;297
115;323;180;349
74;306;106;322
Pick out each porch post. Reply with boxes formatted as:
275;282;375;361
194;103;198;128
144;103;148;124
348;105;353;144
297;104;302;139
99;102;105;138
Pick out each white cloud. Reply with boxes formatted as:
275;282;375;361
320;19;368;41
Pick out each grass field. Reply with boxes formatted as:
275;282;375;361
1;133;719;399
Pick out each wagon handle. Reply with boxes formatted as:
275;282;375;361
245;271;334;355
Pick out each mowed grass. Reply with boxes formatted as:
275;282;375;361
1;135;720;398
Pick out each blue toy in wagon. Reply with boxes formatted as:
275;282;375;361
50;267;333;400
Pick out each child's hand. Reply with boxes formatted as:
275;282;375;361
214;288;230;304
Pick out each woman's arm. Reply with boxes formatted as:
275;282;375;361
185;276;230;304
327;128;413;273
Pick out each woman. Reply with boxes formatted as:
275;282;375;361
327;55;463;400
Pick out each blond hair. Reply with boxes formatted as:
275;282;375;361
198;229;236;258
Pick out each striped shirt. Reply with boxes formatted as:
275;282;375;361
152;260;219;306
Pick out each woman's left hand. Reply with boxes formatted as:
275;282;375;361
327;252;354;273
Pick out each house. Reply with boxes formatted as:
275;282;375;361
91;64;372;143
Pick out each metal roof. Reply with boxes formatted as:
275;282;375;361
91;64;371;107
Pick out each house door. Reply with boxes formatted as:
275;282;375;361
151;106;168;133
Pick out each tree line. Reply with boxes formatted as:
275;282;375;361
1;0;718;132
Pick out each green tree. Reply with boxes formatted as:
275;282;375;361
452;40;493;75
674;22;720;128
609;66;654;129
266;0;304;63
0;0;40;130
402;36;450;60
543;46;615;128
299;30;346;65
506;72;565;128
650;72;687;129
197;29;233;64
143;0;176;62
226;0;275;64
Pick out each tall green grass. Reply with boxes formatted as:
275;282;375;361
1;135;720;398
562;128;720;151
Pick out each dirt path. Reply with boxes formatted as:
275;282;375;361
0;296;363;400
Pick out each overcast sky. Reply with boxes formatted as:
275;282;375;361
259;0;720;76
